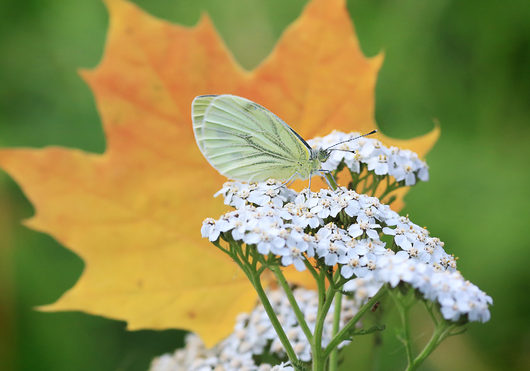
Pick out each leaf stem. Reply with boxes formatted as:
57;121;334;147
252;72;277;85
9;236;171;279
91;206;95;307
423;301;439;325
405;321;456;371
317;268;327;312
312;279;336;371
400;301;414;364
270;265;314;344
323;286;386;359
246;258;300;368
328;290;343;371
388;288;415;365
303;258;320;282
370;175;380;196
325;172;338;191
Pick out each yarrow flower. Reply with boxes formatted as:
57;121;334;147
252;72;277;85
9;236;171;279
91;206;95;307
207;182;457;270
215;179;297;209
150;289;358;371
308;131;430;186
344;253;492;322
202;181;491;323
195;130;491;370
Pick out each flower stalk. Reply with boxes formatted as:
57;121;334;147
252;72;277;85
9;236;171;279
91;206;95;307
323;286;387;359
328;291;342;371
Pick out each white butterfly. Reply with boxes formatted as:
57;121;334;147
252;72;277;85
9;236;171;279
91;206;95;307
192;94;375;189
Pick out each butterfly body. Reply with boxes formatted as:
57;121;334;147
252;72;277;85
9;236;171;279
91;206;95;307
192;94;330;183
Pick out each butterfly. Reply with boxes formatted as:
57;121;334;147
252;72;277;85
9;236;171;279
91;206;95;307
191;94;375;189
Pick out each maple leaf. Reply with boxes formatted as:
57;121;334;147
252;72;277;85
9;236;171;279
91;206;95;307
0;0;439;346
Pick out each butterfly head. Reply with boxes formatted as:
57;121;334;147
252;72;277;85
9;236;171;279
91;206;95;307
315;148;331;163
297;148;330;181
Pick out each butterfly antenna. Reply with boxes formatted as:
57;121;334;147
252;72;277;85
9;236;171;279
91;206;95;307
325;129;377;151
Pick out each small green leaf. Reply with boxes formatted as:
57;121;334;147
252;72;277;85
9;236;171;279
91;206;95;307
349;324;386;337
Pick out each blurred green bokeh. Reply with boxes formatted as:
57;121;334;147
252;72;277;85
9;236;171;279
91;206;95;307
0;0;528;370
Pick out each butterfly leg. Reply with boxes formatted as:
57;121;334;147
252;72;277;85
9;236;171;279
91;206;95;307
274;172;299;190
319;169;338;189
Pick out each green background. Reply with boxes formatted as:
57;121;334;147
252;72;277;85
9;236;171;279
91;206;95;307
0;0;528;370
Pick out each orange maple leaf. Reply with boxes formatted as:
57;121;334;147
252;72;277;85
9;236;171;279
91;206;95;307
0;0;438;346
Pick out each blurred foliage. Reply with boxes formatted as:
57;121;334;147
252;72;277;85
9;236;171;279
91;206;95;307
0;0;528;370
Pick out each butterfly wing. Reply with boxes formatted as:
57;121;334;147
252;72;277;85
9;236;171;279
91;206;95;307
192;94;311;182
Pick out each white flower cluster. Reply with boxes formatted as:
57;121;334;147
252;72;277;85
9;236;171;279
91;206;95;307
203;181;492;323
149;289;358;371
207;182;456;272
344;253;492;322
215;179;297;210
308;131;429;186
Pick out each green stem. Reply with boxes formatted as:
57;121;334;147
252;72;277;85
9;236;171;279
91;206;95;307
323;286;386;359
270;265;314;344
249;269;301;368
388;289;413;365
399;302;414;365
379;182;402;204
312;282;336;371
406;322;456;371
423;301;439;325
303;258;321;282
363;173;376;195
229;248;300;368
359;173;370;194
329;291;343;371
317;268;327;312
370;175;380;196
325;172;338;191
357;173;370;185
348;168;359;188
222;240;253;279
